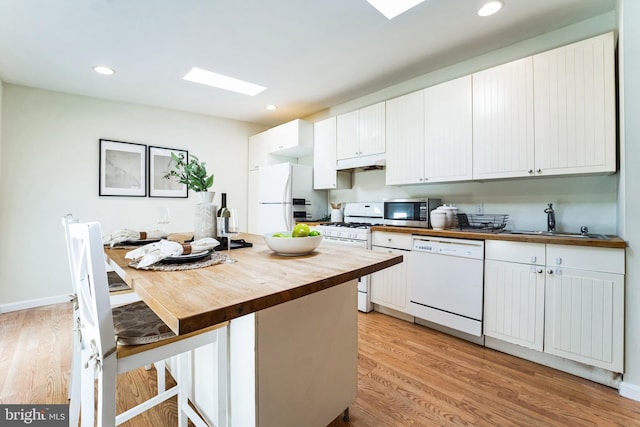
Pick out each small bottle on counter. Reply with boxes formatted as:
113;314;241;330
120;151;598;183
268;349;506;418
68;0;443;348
217;193;227;217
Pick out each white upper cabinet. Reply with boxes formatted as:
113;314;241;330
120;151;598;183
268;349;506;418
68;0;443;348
533;32;616;175
248;131;271;171
314;117;348;190
247;119;310;171
336;102;385;161
472;56;535;179
268;119;313;157
424;75;473;182
473;33;616;180
386;76;473;185
385;90;425;185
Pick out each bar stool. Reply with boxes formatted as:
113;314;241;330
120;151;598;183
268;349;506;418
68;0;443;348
66;220;227;426
62;215;161;426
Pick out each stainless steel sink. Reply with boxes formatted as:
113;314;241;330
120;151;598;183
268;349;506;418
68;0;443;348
502;230;609;240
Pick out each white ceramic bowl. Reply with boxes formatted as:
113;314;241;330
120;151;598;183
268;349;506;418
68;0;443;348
263;233;323;256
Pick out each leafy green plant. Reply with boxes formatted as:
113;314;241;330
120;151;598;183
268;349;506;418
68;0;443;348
163;152;214;192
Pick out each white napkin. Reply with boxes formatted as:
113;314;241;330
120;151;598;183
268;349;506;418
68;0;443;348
125;238;219;268
102;229;168;247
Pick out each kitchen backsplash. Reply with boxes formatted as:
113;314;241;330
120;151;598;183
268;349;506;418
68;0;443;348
328;169;618;235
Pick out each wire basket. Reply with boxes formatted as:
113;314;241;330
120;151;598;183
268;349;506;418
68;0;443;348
457;213;509;231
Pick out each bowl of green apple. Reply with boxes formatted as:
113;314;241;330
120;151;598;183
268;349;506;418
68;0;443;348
264;224;323;256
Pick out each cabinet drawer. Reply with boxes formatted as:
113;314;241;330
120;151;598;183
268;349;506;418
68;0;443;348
485;240;545;265
372;231;412;250
546;244;624;274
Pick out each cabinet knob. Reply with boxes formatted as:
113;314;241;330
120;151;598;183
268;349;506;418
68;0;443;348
537;268;544;274
530;256;537;263
547;268;554;275
387;238;392;242
528;169;534;174
537;169;542;173
555;257;562;265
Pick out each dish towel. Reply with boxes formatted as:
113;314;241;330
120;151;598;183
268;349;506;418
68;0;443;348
125;238;219;268
103;229;169;247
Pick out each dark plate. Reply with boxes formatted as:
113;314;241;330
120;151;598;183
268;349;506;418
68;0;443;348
121;238;162;246
159;250;211;264
215;239;253;251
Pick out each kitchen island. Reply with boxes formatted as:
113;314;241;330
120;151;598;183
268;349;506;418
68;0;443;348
105;234;402;427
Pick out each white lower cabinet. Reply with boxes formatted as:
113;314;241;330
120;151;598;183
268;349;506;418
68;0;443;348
484;241;624;372
484;241;546;351
370;232;411;314
544;245;624;372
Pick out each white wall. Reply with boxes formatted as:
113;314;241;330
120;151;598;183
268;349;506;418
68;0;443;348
329;170;618;233
0;85;259;306
618;0;640;401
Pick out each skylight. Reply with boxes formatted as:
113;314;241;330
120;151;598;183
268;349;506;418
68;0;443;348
183;67;266;96
366;0;425;20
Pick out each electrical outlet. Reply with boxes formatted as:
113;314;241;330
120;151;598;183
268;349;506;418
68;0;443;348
475;204;484;215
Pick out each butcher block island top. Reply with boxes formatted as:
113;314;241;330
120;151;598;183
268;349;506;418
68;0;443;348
104;233;402;335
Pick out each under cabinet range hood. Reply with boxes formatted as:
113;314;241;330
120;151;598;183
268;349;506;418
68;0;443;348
336;153;386;170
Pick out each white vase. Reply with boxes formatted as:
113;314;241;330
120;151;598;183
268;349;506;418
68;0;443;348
194;191;217;240
196;191;215;204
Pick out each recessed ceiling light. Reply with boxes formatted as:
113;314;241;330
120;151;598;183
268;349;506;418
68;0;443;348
478;1;504;17
93;66;115;75
183;67;266;96
366;0;425;20
266;104;277;111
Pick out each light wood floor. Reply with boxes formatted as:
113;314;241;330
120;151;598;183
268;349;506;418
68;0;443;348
1;303;639;426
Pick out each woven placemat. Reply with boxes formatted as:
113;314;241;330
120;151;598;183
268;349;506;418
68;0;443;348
127;251;228;271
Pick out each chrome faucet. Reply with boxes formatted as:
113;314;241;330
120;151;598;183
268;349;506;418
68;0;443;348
544;203;556;232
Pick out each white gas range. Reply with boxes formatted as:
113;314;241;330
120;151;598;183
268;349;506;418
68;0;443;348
315;202;384;312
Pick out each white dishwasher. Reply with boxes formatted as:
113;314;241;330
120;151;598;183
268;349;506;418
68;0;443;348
410;236;484;337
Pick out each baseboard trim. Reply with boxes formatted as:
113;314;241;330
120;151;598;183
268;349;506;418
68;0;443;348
485;336;622;389
0;294;71;314
619;381;640;402
372;304;415;323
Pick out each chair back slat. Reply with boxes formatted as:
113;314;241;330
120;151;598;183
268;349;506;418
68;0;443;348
67;221;117;359
61;214;80;294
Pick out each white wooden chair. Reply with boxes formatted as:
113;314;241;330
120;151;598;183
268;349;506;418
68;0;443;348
62;214;162;427
66;220;227;427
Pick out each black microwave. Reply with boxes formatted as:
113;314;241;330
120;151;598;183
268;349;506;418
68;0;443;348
383;198;442;228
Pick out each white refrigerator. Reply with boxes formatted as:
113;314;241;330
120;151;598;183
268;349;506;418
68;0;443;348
258;163;327;234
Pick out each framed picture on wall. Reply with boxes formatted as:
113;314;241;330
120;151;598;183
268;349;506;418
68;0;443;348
99;139;147;197
148;146;188;198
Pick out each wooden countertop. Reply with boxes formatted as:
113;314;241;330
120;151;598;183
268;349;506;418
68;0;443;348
372;225;627;248
105;233;402;335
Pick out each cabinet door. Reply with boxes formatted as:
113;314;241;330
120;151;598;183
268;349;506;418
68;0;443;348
358;102;385;157
544;267;624;372
370;247;410;313
473;57;535;179
270;119;314;157
248;131;270;171
484;260;545;351
385;90;425;185
336;110;359;160
425;76;473;182
247;169;260;234
534;33;615;176
313;117;338;189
